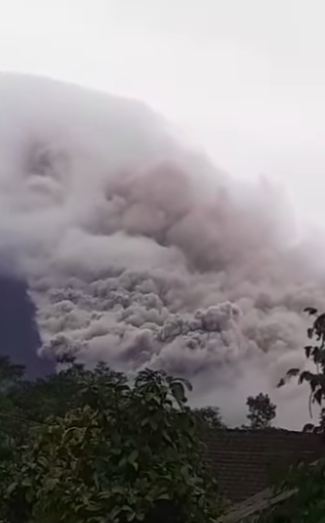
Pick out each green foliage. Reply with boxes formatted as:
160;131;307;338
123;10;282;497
260;308;325;522
0;361;221;523
0;356;29;462
246;393;276;429
193;406;226;429
258;459;325;523
278;307;325;432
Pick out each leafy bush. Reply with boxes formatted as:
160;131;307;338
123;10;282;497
0;362;221;523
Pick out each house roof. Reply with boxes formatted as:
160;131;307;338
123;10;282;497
201;428;325;504
217;486;296;523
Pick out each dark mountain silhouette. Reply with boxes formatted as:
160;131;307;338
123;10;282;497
0;274;54;379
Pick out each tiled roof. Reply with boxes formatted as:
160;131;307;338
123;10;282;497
201;428;325;504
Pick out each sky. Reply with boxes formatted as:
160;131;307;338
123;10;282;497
1;0;325;227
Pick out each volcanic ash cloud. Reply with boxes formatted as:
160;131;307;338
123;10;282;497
0;74;324;428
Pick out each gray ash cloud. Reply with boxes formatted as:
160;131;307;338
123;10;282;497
0;73;324;428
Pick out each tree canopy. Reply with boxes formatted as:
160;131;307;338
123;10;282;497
0;358;222;523
246;393;276;430
193;406;226;429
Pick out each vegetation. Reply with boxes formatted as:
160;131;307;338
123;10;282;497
194;406;226;429
245;393;276;430
259;307;325;523
3;306;325;522
0;358;221;523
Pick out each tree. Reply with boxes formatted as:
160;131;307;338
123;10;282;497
0;363;221;523
193;406;226;429
278;307;325;432
260;308;325;522
0;355;93;463
246;393;276;429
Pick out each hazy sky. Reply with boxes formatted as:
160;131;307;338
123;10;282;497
1;0;325;226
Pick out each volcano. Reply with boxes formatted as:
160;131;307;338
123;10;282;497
0;275;53;378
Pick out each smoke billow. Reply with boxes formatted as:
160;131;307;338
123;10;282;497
0;73;324;428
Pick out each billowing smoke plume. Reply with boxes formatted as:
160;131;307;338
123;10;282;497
0;74;324;428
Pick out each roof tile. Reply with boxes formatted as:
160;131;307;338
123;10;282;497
201;428;325;503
